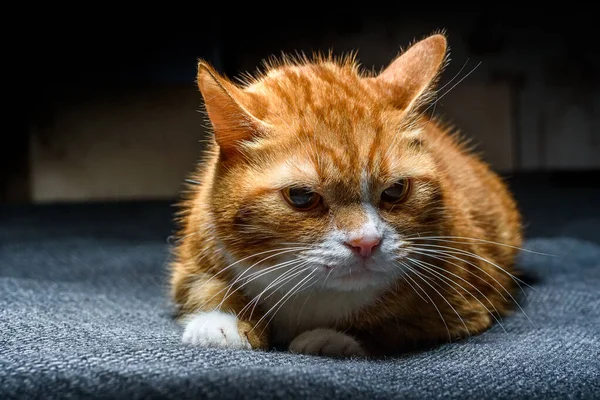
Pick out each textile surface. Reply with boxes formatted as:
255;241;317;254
1;176;599;399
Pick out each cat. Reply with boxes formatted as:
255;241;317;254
168;32;523;357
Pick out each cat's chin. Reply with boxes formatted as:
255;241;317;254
321;269;394;292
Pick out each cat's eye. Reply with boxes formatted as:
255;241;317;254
281;187;322;211
381;178;411;204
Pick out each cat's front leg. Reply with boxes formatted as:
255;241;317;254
172;264;269;350
181;310;265;350
289;328;367;357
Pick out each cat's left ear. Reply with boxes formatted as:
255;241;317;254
196;61;268;159
375;33;448;110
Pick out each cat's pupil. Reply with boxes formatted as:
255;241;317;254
381;179;409;203
385;184;404;197
289;188;315;207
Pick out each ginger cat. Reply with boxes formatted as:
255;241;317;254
169;33;523;357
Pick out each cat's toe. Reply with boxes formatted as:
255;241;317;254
181;310;251;350
289;328;366;357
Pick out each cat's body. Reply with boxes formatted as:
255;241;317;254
169;33;523;357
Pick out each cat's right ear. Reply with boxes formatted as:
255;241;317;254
374;33;448;111
196;61;268;159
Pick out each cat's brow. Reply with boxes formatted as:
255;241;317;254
265;160;321;190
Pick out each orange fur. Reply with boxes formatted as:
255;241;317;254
169;33;523;356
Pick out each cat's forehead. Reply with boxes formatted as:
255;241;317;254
246;63;411;149
243;62;430;182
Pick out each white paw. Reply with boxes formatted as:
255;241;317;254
289;328;366;357
181;310;251;350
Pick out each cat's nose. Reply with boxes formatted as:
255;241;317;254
345;236;381;258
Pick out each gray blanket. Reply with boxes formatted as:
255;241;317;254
1;179;599;399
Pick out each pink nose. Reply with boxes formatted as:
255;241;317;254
345;236;381;258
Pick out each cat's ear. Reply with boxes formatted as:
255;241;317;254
376;34;448;110
197;61;267;158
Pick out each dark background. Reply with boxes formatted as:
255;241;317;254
4;11;600;203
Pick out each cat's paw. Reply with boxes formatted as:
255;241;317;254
289;328;366;357
181;310;251;350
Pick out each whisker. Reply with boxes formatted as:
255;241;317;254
221;248;311;302
244;267;310;321
429;59;470;118
436;58;470;93
407;262;481;316
251;267;319;336
322;267;335;288
408;246;536;328
411;243;536;292
279;242;320;248
404;236;556;256
407;256;498;310
217;259;307;312
408;248;508;302
424;61;482;113
260;271;320;337
197;251;308;311
198;246;312;289
244;263;311;320
167;232;197;245
295;273;325;325
407;264;467;301
400;260;472;338
406;256;507;333
396;261;452;341
261;265;313;302
393;263;429;303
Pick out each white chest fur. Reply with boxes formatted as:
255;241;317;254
232;264;382;344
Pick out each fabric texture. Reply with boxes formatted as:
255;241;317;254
1;178;599;399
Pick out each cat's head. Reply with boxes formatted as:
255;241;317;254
198;34;449;292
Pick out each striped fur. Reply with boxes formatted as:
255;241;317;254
169;33;523;356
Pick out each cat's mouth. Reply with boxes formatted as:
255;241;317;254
326;258;384;280
319;262;395;291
